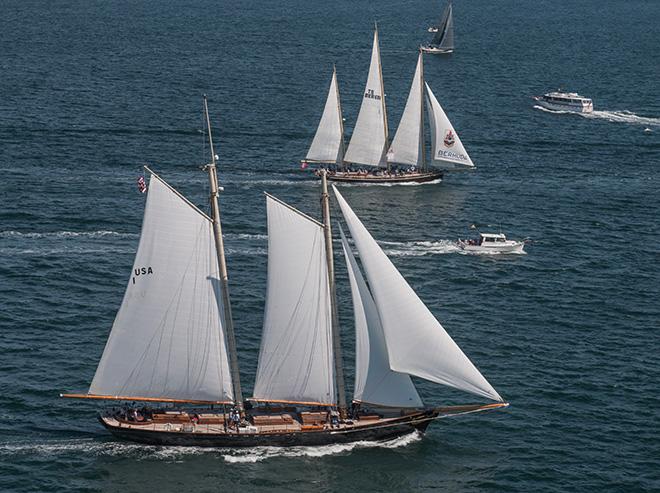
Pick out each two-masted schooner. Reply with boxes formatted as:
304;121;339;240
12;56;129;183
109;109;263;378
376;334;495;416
61;97;507;447
302;26;472;184
422;1;455;54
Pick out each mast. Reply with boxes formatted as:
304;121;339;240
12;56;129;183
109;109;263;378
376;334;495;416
419;50;426;172
334;64;346;171
202;95;244;415
375;23;390;173
321;170;347;417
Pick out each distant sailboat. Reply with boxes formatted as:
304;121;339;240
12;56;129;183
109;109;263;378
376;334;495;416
61;97;506;447
422;1;454;54
302;26;473;184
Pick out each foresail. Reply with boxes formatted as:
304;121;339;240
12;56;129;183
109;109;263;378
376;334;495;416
89;174;234;403
425;82;474;169
343;28;388;167
388;52;424;167
340;227;422;408
333;186;502;402
252;195;335;405
306;68;344;164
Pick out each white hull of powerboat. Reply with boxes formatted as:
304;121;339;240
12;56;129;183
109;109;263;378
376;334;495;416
458;240;526;254
534;100;593;114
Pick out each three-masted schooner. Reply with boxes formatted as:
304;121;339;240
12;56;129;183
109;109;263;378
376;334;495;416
422;1;454;54
61;97;506;447
303;26;471;184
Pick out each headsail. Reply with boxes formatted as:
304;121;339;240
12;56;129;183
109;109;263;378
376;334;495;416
89;173;234;403
425;82;474;169
340;226;423;408
306;67;345;164
252;195;335;406
430;1;454;50
333;186;502;402
344;27;389;167
388;51;425;167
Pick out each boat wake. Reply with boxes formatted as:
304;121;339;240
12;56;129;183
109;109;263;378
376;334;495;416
221;431;422;463
379;239;460;256
534;105;660;126
0;432;422;463
0;230;138;239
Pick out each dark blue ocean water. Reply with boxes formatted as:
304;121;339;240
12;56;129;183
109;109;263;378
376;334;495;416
1;0;660;491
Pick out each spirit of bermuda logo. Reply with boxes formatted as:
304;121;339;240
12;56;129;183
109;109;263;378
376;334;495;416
443;129;455;147
364;88;381;100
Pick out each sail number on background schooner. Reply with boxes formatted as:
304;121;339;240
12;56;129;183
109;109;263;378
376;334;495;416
302;24;470;184
61;97;507;447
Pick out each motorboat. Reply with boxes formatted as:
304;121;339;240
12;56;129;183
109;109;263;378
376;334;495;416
533;91;593;113
458;233;526;254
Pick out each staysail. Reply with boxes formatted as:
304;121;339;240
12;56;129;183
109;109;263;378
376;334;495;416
334;186;502;402
252;195;335;406
306;67;345;164
344;27;389;167
89;173;234;403
430;1;454;50
425;82;474;169
388;51;425;167
340;227;423;408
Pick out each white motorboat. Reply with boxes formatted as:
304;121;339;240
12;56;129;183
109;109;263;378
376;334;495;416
427;26;439;33
458;233;526;254
533;91;593;113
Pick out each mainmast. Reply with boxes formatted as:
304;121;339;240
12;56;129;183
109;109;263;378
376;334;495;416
203;95;244;414
419;50;426;172
375;23;390;173
320;170;347;417
334;64;346;171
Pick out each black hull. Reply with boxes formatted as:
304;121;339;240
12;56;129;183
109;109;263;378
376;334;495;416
99;412;437;448
327;171;443;184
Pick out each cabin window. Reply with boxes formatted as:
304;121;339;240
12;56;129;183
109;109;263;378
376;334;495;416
485;237;494;242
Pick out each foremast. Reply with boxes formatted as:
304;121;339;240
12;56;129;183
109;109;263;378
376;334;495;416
320;170;347;417
203;95;244;415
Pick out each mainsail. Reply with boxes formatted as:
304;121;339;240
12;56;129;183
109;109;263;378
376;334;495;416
89;173;234;403
340;227;423;408
334;186;502;402
306;67;345;164
425;82;474;169
430;1;454;50
388;51;425;167
343;27;389;167
252;195;335;406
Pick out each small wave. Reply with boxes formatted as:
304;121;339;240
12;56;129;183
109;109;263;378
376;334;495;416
0;230;138;239
534;105;660;126
0;432;421;462
380;239;461;257
224;233;267;241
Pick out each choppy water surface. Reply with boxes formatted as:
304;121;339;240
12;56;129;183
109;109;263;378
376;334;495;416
1;0;659;491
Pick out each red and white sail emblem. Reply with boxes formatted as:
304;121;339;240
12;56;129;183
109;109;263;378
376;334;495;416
443;129;455;147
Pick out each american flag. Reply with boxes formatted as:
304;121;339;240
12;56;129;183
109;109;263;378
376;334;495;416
137;175;147;193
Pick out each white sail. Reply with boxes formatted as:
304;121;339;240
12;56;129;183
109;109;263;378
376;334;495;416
388;52;424;167
425;82;474;169
344;28;388;167
252;195;335;405
89;174;234;403
340;227;423;408
306;67;344;164
333;186;502;402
